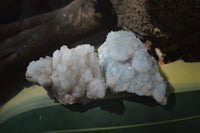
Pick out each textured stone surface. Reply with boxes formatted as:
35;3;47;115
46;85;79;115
98;31;167;105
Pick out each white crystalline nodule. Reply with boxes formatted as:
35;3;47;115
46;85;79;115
106;31;138;61
98;31;167;105
26;44;106;105
25;56;52;86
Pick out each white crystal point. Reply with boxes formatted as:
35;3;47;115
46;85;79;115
98;30;167;105
26;44;106;105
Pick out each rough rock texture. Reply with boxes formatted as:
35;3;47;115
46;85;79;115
110;0;153;39
110;0;200;61
98;31;167;105
26;44;106;105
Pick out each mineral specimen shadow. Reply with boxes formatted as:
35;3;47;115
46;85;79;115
60;87;176;115
61;98;125;115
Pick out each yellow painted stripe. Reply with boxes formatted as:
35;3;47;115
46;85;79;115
160;61;200;93
42;115;200;133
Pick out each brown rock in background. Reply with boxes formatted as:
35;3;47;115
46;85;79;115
111;0;200;61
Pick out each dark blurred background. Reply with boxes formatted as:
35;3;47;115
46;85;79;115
0;0;72;24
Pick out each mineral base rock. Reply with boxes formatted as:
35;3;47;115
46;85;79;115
26;44;106;105
98;31;168;105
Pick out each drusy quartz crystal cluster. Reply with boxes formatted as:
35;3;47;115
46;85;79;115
98;31;167;105
26;31;167;105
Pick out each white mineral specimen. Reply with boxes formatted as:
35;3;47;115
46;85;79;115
26;44;106;105
98;31;167;105
26;31;168;105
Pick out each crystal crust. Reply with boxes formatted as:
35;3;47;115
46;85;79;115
26;45;106;104
98;31;167;105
